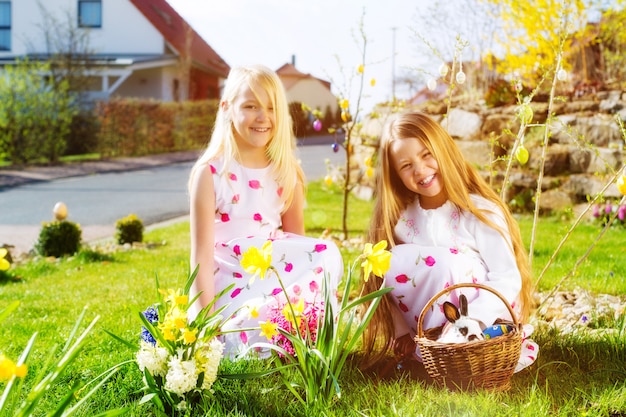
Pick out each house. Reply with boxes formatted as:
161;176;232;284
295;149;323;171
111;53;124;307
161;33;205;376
276;61;339;119
0;0;230;102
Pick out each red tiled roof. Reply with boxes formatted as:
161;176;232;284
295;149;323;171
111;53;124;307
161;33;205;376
130;0;230;77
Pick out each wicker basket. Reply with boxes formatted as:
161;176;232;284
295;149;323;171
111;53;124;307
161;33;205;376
415;283;522;391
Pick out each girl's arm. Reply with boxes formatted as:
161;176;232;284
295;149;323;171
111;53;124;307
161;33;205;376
280;179;305;235
470;207;523;325
189;163;217;311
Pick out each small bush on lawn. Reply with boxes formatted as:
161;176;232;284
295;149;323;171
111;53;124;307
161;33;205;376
35;220;82;257
115;214;144;245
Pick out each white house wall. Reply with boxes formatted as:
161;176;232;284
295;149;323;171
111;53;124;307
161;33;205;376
286;78;339;117
112;67;166;100
2;0;164;58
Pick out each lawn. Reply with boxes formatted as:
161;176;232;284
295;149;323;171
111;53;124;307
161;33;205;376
1;180;625;416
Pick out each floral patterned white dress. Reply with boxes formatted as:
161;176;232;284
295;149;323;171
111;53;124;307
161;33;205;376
385;195;538;370
198;158;343;358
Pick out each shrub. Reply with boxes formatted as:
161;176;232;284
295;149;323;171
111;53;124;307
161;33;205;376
115;214;144;245
35;220;82;257
485;79;520;108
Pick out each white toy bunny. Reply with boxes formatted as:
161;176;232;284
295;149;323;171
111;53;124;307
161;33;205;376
437;294;486;343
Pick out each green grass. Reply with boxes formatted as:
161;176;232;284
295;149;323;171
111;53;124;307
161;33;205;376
1;180;626;416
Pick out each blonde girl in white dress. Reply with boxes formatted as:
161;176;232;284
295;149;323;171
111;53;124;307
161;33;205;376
188;65;342;357
361;111;537;373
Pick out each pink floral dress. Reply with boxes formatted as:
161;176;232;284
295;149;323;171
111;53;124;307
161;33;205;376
386;195;538;369
198;158;342;358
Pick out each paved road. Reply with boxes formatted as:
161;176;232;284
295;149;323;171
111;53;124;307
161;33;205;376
0;142;345;256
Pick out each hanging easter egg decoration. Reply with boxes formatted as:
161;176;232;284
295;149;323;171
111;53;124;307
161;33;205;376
313;119;322;131
617;175;626;196
427;78;437;91
438;63;449;77
332;143;340;153
557;69;567;81
515;145;529;165
455;71;466;84
370;78;376;87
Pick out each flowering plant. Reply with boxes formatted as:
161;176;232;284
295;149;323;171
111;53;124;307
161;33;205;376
130;268;232;416
592;201;626;228
235;240;392;409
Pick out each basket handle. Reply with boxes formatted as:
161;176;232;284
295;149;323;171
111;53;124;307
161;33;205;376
416;282;519;338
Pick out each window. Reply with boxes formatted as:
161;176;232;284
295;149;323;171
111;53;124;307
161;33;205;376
0;1;11;51
78;0;102;28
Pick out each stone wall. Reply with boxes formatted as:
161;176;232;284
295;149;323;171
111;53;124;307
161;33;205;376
447;90;626;214
357;90;626;215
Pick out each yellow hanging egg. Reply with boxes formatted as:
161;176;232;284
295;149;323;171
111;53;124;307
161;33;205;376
357;64;364;74
515;145;529;165
324;175;333;186
617;175;626;196
340;99;349;110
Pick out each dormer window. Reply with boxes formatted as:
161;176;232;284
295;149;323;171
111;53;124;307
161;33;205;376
78;0;102;28
0;1;11;51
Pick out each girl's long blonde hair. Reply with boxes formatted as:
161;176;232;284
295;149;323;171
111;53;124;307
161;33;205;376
362;111;533;366
188;64;303;211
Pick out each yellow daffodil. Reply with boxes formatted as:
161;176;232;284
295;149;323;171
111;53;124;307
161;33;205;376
282;298;305;328
259;320;279;340
182;327;198;344
159;288;188;307
361;240;392;281
366;166;374;178
0;354;27;380
357;64;364;74
341;111;350;123
617;175;626;196
161;326;176;341
0;248;9;271
248;305;259;319
241;240;273;284
324;175;333;186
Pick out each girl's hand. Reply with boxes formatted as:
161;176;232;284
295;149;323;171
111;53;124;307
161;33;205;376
392;333;417;359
